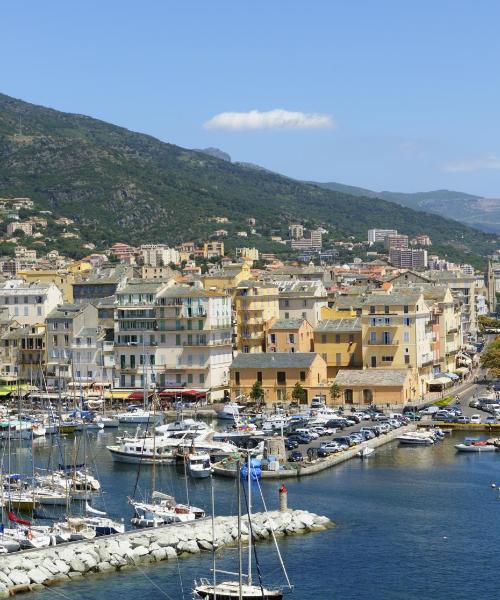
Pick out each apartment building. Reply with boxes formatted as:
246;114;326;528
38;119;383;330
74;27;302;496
314;318;363;378
276;280;328;327
17;269;76;303
389;248;428;270
203;241;224;259
46;303;103;389
154;285;232;398
139;244;180;267
267;318;314;353
361;291;433;384
235;281;279;353
0;280;62;326
1;324;46;384
384;234;409;250
288;224;304;239
367;229;397;243
230;352;328;404
7;221;33;236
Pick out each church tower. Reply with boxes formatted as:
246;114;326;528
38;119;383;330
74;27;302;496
486;259;497;314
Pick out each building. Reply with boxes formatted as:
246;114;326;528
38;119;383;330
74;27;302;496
314;318;363;378
109;243;136;264
361;290;433;385
290;230;322;251
72;265;131;304
414;235;432;246
368;229;397;243
7;221;33;236
203;241;225;259
140;265;175;280
276;280;328;327
139;244;180;267
46;303;104;389
236;247;260;262
334;369;415;407
267;318;314;353
153;284;233;398
384;234;409;250
389;248;428;270
289;224;304;239
17;269;76;303
0;280;62;326
202;263;251;298
2;324;46;385
235;281;280;353
230;352;328;404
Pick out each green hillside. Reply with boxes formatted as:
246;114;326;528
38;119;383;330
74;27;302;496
0;92;497;266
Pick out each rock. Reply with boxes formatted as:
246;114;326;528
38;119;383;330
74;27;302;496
149;542;161;552
133;546;149;558
130;536;150;549
97;562;114;573
0;572;12;588
54;559;70;574
67;571;85;580
152;548;167;562
177;540;200;554
9;570;30;586
96;545;112;562
198;540;213;551
78;552;97;570
41;558;60;575
27;567;50;585
165;546;178;560
69;559;87;573
58;547;75;562
297;512;315;528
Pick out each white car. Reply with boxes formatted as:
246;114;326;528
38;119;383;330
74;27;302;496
470;414;482;424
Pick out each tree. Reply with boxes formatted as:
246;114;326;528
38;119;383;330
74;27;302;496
249;380;264;402
481;337;500;378
291;382;306;403
330;382;341;404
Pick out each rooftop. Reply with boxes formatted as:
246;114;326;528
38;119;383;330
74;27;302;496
231;352;320;370
315;317;362;332
335;369;410;386
268;318;309;330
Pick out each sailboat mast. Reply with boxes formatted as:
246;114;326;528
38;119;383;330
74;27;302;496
247;451;252;586
210;473;217;598
237;459;243;600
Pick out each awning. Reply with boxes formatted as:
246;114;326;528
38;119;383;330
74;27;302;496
127;391;150;401
428;376;453;385
454;367;469;375
444;372;459;380
105;390;131;399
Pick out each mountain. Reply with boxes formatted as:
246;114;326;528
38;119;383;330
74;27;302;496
194;147;231;162
316;181;500;235
0;92;497;266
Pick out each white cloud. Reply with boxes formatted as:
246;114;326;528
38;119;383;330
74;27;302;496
203;109;335;131
442;155;500;173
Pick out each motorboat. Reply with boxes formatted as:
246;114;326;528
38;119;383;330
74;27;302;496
358;447;375;459
187;452;212;479
397;432;434;445
116;410;163;425
216;402;243;420
156;418;211;436
0;419;46;440
82;516;125;536
194;580;283;599
455;438;497;452
96;416;119;428
130;491;205;528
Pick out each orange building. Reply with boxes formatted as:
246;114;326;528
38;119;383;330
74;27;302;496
267;318;314;353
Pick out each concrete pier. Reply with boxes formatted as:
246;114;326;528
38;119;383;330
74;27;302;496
0;509;331;597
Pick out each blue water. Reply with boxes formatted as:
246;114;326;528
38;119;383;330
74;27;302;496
14;428;500;599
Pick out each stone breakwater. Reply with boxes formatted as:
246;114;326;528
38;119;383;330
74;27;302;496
0;509;331;597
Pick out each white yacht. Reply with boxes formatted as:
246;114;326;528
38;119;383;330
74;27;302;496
116;410;163;425
216;402;243;420
130;491;205;528
397;432;435;445
187;452;212;478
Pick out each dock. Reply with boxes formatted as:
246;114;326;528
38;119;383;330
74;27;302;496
212;424;418;478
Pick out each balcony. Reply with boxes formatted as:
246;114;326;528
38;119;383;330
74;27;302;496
367;339;399;346
183;339;231;347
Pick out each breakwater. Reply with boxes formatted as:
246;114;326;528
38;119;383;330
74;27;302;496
0;509;331;597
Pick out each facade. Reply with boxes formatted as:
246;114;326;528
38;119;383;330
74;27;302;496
314;318;363;378
17;269;75;303
46;303;104;389
7;222;33;236
334;368;415;407
361;291;433;384
2;324;46;385
289;224;304;239
368;229;397;243
230;352;328;404
276;280;328;327
203;241;224;259
384;234;409;250
389;248;428;270
139;244;180;267
267;318;314;353
235;281;280;353
0;281;62;326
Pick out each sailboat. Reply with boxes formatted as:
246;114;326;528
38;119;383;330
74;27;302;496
193;457;291;600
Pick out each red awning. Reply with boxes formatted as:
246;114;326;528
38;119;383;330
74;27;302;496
159;389;206;399
127;392;149;400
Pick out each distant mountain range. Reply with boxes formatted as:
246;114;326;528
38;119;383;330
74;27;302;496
0;93;497;267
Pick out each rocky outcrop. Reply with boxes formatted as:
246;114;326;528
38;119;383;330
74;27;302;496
0;509;332;597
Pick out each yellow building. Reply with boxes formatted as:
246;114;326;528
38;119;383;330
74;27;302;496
202;263;251;297
320;306;357;320
267;318;314;353
68;260;93;275
334;368;416;407
17;269;75;303
235;281;279;353
230;352;328;404
361;291;433;384
314;318;363;378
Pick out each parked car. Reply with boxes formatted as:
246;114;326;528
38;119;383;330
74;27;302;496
469;414;482;424
289;450;303;462
485;416;497;425
334;436;355;447
469;399;480;408
456;415;471;424
317;447;333;458
284;439;299;450
325;419;345;430
359;429;375;440
419;406;440;416
320;441;341;451
404;412;422;421
287;433;311;444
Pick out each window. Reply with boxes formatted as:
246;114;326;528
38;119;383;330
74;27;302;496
303;299;307;307
76;370;81;378
130;355;136;369
277;371;286;385
175;334;181;346
53;323;58;330
344;389;353;404
384;317;391;325
404;354;410;365
284;312;289;319
370;332;377;344
403;331;410;342
64;322;69;329
270;333;276;344
369;306;375;314
382;332;391;345
382;355;393;362
321;334;327;343
243;346;249;353
404;317;411;326
87;337;92;346
87;370;92;378
235;372;240;385
176;374;182;384
120;355;126;369
348;334;354;343
23;306;28;316
371;356;377;367
300;371;306;382
384;306;389;314
198;320;203;330
130;375;136;387
362;389;373;404
301;312;307;320
289;334;295;344
64;335;69;345
187;374;193;384
403;305;409;314
335;334;340;344
284;299;289;307
370;317;377;326
257;371;262;383
150;355;155;366
335;352;341;365
199;374;205;384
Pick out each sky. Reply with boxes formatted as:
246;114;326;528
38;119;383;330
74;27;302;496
2;1;500;196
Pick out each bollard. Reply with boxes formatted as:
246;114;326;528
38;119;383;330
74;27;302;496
279;484;288;512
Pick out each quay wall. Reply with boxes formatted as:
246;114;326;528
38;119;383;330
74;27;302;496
0;509;331;597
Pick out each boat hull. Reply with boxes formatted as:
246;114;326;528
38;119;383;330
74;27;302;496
455;444;496;452
107;447;175;464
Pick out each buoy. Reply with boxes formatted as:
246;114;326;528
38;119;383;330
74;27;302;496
492;483;497;488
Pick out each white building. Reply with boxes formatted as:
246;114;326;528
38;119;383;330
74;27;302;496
276;280;328;327
0;280;62;325
139;244;180;267
368;228;398;243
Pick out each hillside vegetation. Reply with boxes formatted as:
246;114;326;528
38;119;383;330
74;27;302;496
0;93;497;265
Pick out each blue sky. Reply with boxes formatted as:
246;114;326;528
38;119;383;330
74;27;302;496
2;1;500;196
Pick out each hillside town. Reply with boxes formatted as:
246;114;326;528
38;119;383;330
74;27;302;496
0;200;495;411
